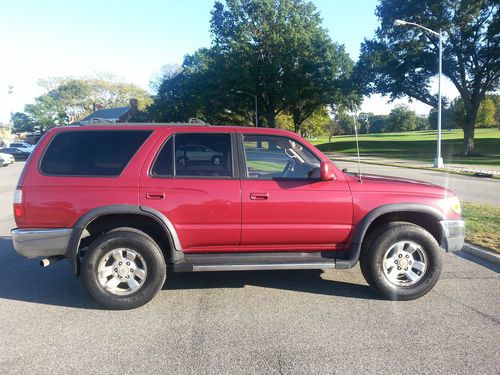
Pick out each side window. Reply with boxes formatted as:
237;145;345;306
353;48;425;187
243;134;320;179
174;133;232;177
40;130;151;176
151;138;173;176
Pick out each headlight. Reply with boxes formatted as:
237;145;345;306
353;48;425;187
449;196;461;214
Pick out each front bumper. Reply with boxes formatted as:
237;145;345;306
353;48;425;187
440;220;465;252
11;228;73;259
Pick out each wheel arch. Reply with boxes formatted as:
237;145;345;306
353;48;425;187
336;204;445;269
66;205;182;275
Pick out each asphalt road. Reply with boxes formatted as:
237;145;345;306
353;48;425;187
0;162;499;374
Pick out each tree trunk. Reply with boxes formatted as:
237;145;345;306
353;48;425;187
266;112;276;128
462;123;475;156
462;102;479;156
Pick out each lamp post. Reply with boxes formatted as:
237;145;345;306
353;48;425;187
235;90;258;127
394;19;444;168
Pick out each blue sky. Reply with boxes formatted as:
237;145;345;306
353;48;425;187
1;0;450;123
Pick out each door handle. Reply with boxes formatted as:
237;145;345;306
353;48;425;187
250;192;269;200
145;192;165;200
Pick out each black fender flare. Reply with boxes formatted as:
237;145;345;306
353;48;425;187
336;203;445;269
66;204;182;274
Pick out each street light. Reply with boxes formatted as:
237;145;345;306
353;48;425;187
235;90;258;127
394;19;444;168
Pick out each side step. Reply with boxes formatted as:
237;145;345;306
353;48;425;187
172;252;337;272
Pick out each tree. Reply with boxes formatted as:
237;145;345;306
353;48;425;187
415;115;430;130
386;105;416;132
447;96;497;129
13;77;151;131
356;0;499;155
476;97;496;127
150;0;359;128
11;112;35;133
324;120;343;142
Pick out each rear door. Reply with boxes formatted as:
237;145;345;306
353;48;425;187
139;130;241;252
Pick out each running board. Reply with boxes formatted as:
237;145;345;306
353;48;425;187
172;252;337;272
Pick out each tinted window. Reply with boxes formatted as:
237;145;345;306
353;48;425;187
151;138;173;176
174;133;232;177
243;134;319;179
41;130;151;176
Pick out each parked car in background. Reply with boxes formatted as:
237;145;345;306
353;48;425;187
0;152;15;166
9;142;34;153
175;143;224;167
0;147;31;161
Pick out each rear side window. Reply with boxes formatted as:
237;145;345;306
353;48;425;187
40;130;151;176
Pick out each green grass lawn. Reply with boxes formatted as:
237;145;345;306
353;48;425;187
311;129;500;167
461;203;500;253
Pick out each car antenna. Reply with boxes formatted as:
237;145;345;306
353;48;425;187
353;116;362;183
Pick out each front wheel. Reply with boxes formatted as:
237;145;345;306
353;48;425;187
360;223;443;301
81;228;166;309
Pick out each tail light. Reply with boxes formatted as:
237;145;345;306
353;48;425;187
13;188;24;219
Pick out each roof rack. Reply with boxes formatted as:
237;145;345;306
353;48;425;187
78;118;211;126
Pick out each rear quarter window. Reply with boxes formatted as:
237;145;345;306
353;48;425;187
40;130;151;176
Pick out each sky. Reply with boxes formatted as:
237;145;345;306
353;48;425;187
0;0;458;123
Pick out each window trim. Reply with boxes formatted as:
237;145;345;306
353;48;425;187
149;132;239;180
38;130;153;178
239;133;321;181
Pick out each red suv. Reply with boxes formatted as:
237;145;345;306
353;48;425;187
12;124;465;309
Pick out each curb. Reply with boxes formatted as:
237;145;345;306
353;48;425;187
461;242;500;266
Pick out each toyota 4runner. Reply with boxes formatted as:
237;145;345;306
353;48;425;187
12;124;465;309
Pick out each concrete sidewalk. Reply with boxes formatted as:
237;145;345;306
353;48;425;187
325;153;500;177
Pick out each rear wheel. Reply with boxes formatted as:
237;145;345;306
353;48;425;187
360;223;443;300
81;228;166;309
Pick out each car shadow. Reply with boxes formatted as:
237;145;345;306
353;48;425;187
0;236;378;309
163;269;379;300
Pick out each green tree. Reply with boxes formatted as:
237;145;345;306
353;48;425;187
11;112;35;133
448;96;497;129
151;0;359;129
13;77;151;130
386;105;416;132
356;0;499;155
357;113;372;134
476;97;496;127
416;115;430;130
323;120;343;142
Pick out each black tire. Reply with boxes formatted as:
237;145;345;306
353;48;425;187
81;228;166;310
359;223;443;301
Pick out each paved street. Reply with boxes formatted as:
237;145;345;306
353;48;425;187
0;162;499;374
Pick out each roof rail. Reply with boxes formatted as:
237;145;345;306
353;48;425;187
77;118;211;126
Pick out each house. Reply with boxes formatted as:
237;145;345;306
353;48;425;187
78;98;148;124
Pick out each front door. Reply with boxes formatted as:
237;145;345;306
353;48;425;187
239;133;352;251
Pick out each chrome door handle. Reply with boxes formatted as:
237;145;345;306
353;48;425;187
145;192;165;200
250;192;269;200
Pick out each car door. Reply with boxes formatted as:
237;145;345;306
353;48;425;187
140;130;241;252
239;133;353;251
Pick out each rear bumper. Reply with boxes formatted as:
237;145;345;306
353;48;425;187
11;228;73;259
440;220;465;252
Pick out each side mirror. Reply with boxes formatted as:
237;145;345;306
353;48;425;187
320;161;336;181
